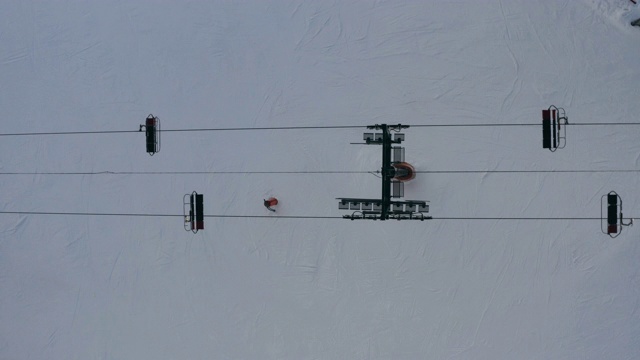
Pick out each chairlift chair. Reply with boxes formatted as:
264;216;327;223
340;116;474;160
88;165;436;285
601;191;633;238
140;114;161;155
183;191;204;233
542;105;567;151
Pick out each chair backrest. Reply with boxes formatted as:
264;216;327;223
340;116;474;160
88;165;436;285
542;109;551;149
542;109;557;149
195;193;204;230
145;118;157;154
607;193;618;233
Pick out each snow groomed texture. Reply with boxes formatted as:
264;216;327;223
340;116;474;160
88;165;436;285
1;1;639;358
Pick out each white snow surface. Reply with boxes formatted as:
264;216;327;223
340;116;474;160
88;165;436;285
1;1;639;359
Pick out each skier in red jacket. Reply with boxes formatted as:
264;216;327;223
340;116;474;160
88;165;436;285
264;197;278;212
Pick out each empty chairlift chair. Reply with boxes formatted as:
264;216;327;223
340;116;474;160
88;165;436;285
184;191;204;233
542;105;567;151
601;191;633;238
139;114;161;155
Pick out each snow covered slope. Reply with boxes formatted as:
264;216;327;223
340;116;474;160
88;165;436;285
1;0;639;358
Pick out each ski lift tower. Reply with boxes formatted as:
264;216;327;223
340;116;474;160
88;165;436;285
337;124;431;221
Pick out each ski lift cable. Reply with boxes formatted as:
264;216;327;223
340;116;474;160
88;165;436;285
2;122;640;137
0;171;373;175
414;169;640;174
0;130;140;136
0;125;363;137
1;169;640;176
0;210;633;221
0;211;342;219
410;122;640;128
